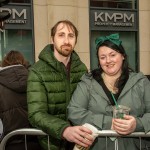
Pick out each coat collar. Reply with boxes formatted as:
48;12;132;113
82;72;146;102
38;44;82;71
118;72;145;99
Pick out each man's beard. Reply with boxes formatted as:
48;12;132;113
57;44;73;57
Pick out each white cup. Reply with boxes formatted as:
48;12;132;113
73;123;99;150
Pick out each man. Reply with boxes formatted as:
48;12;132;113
27;20;93;150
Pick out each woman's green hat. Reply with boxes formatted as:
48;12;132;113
95;33;122;50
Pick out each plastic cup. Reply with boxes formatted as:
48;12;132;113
113;105;130;119
73;123;99;150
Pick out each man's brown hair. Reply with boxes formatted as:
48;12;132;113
51;20;78;44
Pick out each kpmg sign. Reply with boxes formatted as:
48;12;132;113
90;10;137;31
0;5;32;29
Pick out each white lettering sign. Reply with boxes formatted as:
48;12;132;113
95;12;134;23
0;8;27;24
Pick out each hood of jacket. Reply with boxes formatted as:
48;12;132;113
0;65;28;93
81;71;147;99
38;44;86;72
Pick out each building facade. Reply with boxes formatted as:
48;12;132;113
33;0;150;75
1;0;150;75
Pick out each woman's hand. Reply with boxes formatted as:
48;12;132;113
112;115;136;135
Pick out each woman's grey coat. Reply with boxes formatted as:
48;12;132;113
68;72;150;150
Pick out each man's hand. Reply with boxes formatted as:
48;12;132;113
112;115;136;135
62;126;94;148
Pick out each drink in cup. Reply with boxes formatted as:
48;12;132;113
73;123;99;150
113;105;130;119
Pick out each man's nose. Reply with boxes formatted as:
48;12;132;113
64;36;69;43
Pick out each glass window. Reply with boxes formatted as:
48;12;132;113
0;0;34;65
90;0;137;9
0;29;34;64
89;0;139;71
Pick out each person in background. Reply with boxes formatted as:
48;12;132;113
0;50;41;150
27;20;93;150
68;33;150;150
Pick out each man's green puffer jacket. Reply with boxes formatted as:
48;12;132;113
27;44;87;150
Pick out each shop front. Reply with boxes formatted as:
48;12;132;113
0;0;34;65
89;0;139;71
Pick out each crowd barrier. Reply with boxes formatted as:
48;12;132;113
97;130;150;150
0;128;150;150
0;128;48;150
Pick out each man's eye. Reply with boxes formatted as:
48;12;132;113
69;34;75;38
58;34;64;37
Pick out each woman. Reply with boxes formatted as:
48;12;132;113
0;50;29;136
0;50;41;150
68;33;150;150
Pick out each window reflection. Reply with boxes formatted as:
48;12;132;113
0;29;34;64
90;0;136;9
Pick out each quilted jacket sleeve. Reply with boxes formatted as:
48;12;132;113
27;69;70;140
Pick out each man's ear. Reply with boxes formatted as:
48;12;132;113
51;37;54;44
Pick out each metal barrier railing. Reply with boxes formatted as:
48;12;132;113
98;130;150;137
0;128;150;150
98;130;150;150
0;128;48;150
